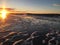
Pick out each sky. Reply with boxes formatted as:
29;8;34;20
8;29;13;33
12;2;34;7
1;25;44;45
0;0;60;14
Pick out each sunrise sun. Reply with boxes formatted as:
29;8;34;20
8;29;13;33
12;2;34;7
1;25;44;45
1;9;7;19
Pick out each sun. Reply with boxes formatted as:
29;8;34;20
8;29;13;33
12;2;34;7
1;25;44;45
1;8;8;19
1;9;7;19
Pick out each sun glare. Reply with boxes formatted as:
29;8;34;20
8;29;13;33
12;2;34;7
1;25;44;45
0;8;9;20
1;9;7;19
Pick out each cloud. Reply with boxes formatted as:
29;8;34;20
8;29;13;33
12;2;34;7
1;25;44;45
53;4;60;6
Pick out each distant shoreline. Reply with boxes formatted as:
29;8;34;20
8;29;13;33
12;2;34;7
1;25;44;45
8;13;60;18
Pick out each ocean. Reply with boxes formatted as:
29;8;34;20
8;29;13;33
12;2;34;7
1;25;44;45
0;14;60;45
